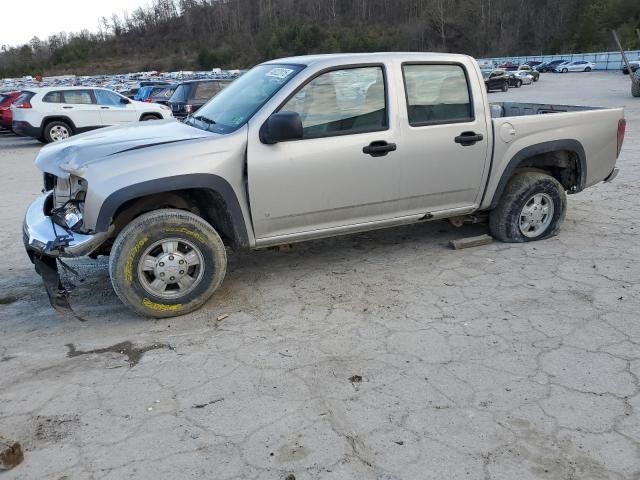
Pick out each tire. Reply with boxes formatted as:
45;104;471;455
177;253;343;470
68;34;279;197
44;120;72;143
501;81;509;92
584;67;591;72
562;68;568;73
533;76;539;82
489;172;567;243
109;209;227;318
516;80;522;88
632;71;640;98
141;114;160;121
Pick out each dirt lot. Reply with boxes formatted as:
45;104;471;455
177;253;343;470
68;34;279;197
1;72;639;479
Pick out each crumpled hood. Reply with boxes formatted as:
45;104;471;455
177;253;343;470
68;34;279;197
35;119;214;178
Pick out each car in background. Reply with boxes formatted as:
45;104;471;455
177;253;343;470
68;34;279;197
483;70;510;92
523;60;543;69
622;60;640;75
476;59;495;73
168;79;231;119
0;91;22;130
536;60;567;73
498;61;519;71
11;86;172;143
134;85;177;104
511;71;533;85
554;61;595;73
517;65;540;82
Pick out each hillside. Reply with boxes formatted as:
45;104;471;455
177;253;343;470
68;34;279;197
1;0;639;77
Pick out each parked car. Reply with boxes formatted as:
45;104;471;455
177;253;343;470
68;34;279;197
517;65;540;82
498;61;519;71
0;91;22;130
134;85;177;104
622;60;640;75
23;52;625;318
484;70;510;92
554;61;595;73
511;71;533;85
168;79;231;119
536;60;567;73
11;86;172;143
523;61;543;69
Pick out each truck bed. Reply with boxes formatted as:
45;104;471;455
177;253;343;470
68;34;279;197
490;102;605;118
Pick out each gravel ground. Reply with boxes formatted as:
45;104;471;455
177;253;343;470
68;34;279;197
1;72;639;479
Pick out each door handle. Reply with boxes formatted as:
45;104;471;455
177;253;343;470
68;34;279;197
62;106;73;109
454;131;484;146
363;141;397;157
100;106;110;109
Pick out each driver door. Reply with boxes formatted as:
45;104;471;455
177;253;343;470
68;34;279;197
94;89;138;125
247;65;403;241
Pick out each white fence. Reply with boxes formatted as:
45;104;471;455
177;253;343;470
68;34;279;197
481;50;640;71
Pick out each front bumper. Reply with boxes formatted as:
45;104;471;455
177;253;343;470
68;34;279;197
23;192;108;259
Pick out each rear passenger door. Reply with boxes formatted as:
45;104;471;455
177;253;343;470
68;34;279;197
399;63;490;213
60;90;101;129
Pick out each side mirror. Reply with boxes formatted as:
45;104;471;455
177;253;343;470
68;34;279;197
260;112;303;144
120;97;130;105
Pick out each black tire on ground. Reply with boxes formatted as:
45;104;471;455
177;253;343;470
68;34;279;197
632;71;640;98
562;68;568;73
501;81;509;92
37;137;47;144
533;76;539;82
43;120;72;143
489;172;567;243
140;114;161;121
516;80;522;88
109;209;227;318
585;67;592;72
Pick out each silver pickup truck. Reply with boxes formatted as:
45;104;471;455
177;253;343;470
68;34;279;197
23;53;626;318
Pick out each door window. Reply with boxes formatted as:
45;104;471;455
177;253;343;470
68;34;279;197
94;89;125;106
403;64;473;126
43;91;63;103
280;66;387;138
62;90;94;105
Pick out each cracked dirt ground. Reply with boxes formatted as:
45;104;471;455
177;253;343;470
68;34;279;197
1;72;639;479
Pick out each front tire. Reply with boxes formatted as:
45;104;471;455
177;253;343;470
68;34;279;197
489;172;567;243
562;68;568;73
632;71;640;98
501;81;509;92
516;80;522;88
109;209;227;318
584;67;592;72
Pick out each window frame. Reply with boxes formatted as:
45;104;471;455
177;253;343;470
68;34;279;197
273;62;390;141
401;61;476;128
61;89;96;105
94;88;125;106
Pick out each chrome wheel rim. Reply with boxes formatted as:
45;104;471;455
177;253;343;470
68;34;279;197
137;238;205;300
519;193;554;238
50;125;69;141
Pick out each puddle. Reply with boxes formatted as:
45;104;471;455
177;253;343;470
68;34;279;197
66;341;173;367
0;296;18;305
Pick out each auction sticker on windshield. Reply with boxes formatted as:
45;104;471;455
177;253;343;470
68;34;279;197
266;68;295;80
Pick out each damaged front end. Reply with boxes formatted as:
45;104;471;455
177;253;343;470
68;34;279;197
23;190;109;317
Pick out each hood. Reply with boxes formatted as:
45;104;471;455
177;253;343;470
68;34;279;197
36;119;214;178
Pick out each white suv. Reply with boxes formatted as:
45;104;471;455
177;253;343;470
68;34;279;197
11;86;173;143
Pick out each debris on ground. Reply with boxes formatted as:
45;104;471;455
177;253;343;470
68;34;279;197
349;375;363;383
192;398;224;409
0;437;23;470
449;234;494;250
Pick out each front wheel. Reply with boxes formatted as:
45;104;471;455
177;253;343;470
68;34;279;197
516;80;522;88
562;68;568;73
501;81;509;92
109;209;227;318
489;172;567;243
584;67;592;72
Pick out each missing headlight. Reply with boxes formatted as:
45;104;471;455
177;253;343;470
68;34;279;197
52;201;84;232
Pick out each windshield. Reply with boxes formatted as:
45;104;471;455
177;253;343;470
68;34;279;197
186;64;304;134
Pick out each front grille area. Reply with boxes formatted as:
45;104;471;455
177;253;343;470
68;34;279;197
43;173;56;191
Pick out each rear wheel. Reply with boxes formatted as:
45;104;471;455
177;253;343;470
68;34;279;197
109;209;227;318
632;71;640;98
584;67;592;72
44;121;72;143
501;81;509;92
516;80;523;88
489;172;567;243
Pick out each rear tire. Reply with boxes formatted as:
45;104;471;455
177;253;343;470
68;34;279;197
585;67;592;72
44;120;72;143
489;172;567;243
109;209;227;318
632;71;640;98
501;81;509;92
516;80;522;88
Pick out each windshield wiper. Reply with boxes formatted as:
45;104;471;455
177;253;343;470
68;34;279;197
192;115;216;125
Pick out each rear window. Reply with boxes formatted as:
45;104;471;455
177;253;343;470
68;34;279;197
169;84;192;103
193;82;221;101
403;64;473;126
14;91;35;105
62;90;93;105
43;91;63;103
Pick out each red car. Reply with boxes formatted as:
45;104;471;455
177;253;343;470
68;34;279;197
0;91;22;130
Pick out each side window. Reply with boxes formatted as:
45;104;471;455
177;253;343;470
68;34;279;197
403;64;473;126
94;89;124;106
280;66;387;138
43;91;62;103
62;90;94;105
193;82;219;101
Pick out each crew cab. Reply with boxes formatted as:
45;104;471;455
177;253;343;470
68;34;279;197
23;52;625;318
12;87;172;143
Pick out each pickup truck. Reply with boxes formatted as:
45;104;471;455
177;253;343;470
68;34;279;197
23;52;626;318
